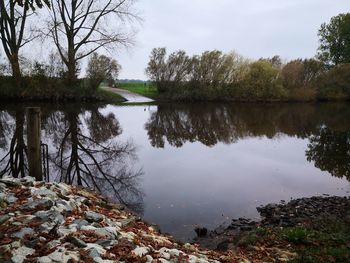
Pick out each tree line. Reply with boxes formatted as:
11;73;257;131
146;13;350;101
0;0;138;99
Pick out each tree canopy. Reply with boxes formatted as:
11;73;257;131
318;13;350;65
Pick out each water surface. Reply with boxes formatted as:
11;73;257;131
0;102;349;241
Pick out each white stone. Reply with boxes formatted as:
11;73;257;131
94;257;115;263
146;255;154;263
37;256;52;263
132;246;150;257
11;246;35;263
85;243;106;256
57;226;75;237
80;225;97;232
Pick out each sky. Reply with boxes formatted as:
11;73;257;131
117;0;349;80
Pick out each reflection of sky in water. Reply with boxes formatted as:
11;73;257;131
111;105;349;241
1;103;350;242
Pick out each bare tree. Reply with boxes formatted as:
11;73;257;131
47;0;139;85
0;0;31;84
15;0;50;10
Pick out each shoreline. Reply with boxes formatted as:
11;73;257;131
0;177;349;262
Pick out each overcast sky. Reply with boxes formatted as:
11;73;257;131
117;0;349;80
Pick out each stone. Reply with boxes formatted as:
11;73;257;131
132;246;150;257
22;199;53;210
86;243;106;258
12;228;35;239
94;257;115;263
7;194;18;204
32;188;57;199
96;240;116;248
86;211;104;222
37;256;52;263
35;210;64;224
72;219;89;229
119;217;136;227
11;246;35;263
67;236;87;248
0;215;11;225
0;176;21;186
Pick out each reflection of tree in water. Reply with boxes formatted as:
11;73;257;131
306;126;350;181
145;103;350;148
0;108;28;178
46;105;144;214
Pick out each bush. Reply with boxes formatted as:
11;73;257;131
241;60;286;99
87;53;121;90
316;64;350;100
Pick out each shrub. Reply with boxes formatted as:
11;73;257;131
316;64;350;100
87;53;121;90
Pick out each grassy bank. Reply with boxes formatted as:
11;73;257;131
118;82;159;99
234;219;350;262
0;76;125;103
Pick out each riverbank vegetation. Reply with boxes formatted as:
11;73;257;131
146;13;350;102
145;49;350;101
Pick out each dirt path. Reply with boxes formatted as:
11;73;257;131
104;87;154;103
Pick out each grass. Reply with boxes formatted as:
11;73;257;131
235;219;350;263
96;87;126;103
118;82;159;99
0;76;125;103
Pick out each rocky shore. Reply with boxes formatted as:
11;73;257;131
196;195;350;251
1;176;349;263
0;176;233;263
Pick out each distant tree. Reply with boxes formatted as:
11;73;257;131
145;48;167;91
243;60;285;99
47;0;139;86
318;13;350;65
87;53;121;89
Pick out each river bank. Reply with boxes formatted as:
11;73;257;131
0;176;232;263
196;196;350;262
0;177;349;263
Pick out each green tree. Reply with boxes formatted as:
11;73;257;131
318;13;350;65
87;53;121;89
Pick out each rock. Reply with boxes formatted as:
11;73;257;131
35;210;64;224
133;246;150;256
94;258;115;263
0;182;6;192
11;246;35;263
22;199;53;210
37;256;52;263
7;194;18;204
0;214;11;225
0;176;21;186
67;236;87;248
119;217;136;227
86;211;104;222
32;188;57;199
72;219;89;229
12;228;35;239
95;240;117;248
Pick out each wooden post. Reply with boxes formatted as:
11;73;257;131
27;107;42;181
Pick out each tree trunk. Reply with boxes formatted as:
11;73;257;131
9;53;22;87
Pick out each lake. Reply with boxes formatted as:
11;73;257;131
0;102;349;241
